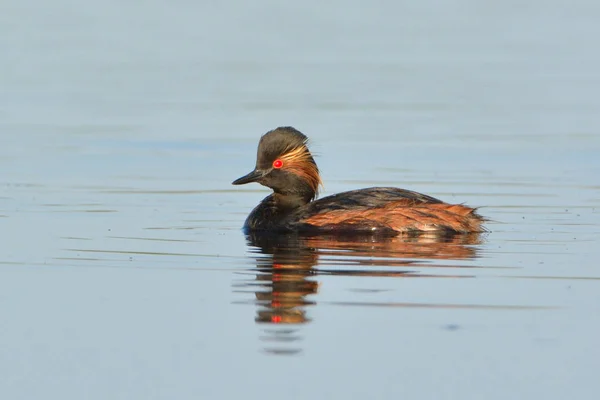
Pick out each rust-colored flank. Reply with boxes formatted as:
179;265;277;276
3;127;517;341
304;201;482;233
232;127;485;235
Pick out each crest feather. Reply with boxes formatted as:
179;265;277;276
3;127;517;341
280;141;322;198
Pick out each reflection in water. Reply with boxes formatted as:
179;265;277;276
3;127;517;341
238;232;483;355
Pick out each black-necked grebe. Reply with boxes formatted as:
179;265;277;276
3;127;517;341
233;127;485;235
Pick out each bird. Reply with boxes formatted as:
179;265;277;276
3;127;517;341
232;127;485;236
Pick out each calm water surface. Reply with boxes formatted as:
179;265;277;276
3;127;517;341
1;1;600;399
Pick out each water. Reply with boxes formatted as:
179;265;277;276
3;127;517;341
1;0;600;399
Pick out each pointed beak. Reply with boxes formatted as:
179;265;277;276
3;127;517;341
232;169;265;185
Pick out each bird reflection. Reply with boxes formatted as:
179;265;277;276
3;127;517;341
239;232;483;355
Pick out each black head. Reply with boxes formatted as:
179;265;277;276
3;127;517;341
232;127;321;201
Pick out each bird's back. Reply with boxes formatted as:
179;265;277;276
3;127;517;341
289;187;484;235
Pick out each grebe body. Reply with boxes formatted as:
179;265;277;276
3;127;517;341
233;127;484;235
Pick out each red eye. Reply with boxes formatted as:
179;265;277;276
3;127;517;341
273;159;283;169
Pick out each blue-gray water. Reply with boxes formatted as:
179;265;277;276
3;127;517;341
1;1;600;399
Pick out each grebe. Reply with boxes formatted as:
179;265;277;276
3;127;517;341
233;127;484;235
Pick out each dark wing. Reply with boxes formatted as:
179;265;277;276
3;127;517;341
289;187;483;234
303;187;442;214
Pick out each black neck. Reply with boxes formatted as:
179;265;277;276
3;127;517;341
273;192;312;210
243;192;312;232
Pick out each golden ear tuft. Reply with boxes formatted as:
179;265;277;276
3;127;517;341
279;144;322;197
